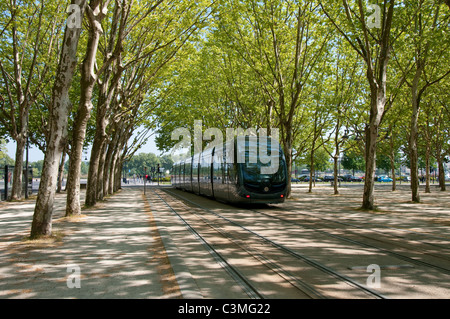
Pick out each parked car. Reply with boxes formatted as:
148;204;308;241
323;175;343;182
304;176;323;182
291;178;300;183
378;175;393;182
401;176;411;182
342;174;363;182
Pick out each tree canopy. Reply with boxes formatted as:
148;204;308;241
0;0;448;238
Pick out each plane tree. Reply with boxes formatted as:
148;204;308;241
393;0;450;202
320;0;417;209
207;0;332;197
0;0;66;200
31;0;88;238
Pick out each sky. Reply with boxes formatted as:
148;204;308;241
6;131;162;163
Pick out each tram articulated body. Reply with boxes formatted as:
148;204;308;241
171;136;287;204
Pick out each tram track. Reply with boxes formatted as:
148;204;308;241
151;188;328;299
148;189;265;299
160;188;388;299
154;189;325;299
253;206;450;274
289;198;450;250
251;204;450;270
290;191;450;248
163;186;450;275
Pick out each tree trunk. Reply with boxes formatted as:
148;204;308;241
104;135;118;195
362;87;385;210
109;151;118;194
425;147;431;193
86;61;112;205
390;158;396;191
114;157;123;192
110;130;124;194
308;147;315;193
57;146;67;193
108;128;123;195
30;5;86;238
409;123;420;202
86;85;118;203
85;130;104;206
409;66;423;203
283;139;293;198
65;110;89;216
96;140;108;200
11;135;25;200
438;156;446;191
362;122;378;210
332;118;341;195
333;155;339;195
84;0;124;205
66;3;105;215
390;149;396;192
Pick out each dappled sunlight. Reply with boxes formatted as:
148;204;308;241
166;185;450;298
1;184;449;298
0;188;173;299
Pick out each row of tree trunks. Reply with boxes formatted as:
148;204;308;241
85;0;127;207
28;0;208;239
30;0;87;238
65;0;111;216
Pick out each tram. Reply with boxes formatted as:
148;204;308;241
171;136;287;204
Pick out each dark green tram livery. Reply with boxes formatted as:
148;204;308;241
171;136;287;204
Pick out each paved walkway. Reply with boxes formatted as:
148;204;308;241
0;187;180;299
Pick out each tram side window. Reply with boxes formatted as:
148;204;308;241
212;151;223;182
173;163;178;185
185;160;192;182
207;154;212;182
213;161;222;181
193;161;198;181
200;154;205;181
202;155;208;181
180;163;185;182
228;163;237;183
173;164;176;184
194;153;201;182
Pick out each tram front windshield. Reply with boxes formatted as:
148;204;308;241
240;141;286;184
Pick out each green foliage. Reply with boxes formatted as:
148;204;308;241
29;160;44;177
299;147;332;172
1;0;449;196
342;150;365;173
123;153;174;176
64;160;89;177
0;139;14;165
0;0;66;143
